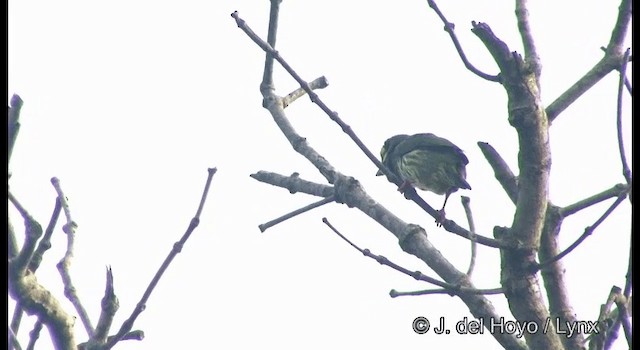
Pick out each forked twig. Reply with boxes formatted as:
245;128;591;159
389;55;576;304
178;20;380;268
105;168;217;349
323;218;502;296
536;190;628;270
425;0;500;82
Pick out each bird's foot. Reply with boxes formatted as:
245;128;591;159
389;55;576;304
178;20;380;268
435;209;446;227
397;180;412;193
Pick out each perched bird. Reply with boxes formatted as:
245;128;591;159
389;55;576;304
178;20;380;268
376;133;471;225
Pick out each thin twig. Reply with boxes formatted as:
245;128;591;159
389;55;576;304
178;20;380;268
536;191;628;270
561;183;629;217
250;171;334;197
25;321;43;350
460;196;477;278
616;48;632;188
259;196;335;232
29;197;62;272
9;326;22;350
601;46;634;96
9;303;23;341
254;171;505;248
425;0;500;82
390;287;503;297
322;217;501;296
283;76;329;108
105;168;217;349
51;177;94;338
546;0;631;122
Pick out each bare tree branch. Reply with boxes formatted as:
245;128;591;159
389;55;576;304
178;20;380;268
561;183;629;217
283;76;329;108
323;218;502;296
515;0;541;77
259;0;282;97
232;9;527;348
11;197;63;342
25;321;43;350
471;17;559;350
460;196;477;278
259;196;335;232
253;171;505;248
425;0;500;82
537;190;628;270
250;171;333;198
538;206;585;349
391;287;503;297
91;267;118;345
477;141;518;204
105;167;217;349
8;94;24;169
51;177;93;338
546;0;631;122
233;10;498;245
8;327;22;350
616;48;632;189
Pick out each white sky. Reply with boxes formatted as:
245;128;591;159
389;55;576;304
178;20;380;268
8;1;632;349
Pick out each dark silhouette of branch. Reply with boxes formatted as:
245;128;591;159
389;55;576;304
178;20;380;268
105;168;217;349
425;0;500;82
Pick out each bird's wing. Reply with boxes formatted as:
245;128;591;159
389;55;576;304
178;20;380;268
396;133;469;165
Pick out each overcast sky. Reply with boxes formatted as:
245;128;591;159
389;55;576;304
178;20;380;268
8;1;632;349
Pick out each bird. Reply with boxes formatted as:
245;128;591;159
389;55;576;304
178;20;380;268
376;133;471;226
